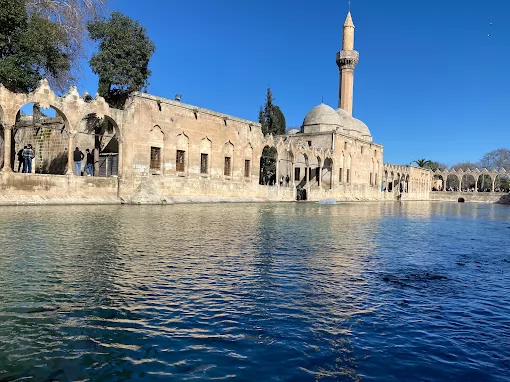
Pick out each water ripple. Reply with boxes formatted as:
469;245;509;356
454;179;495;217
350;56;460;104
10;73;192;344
0;202;509;381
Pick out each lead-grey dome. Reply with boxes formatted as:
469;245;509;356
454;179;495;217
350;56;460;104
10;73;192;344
335;108;372;140
286;128;300;135
354;118;372;141
303;103;343;128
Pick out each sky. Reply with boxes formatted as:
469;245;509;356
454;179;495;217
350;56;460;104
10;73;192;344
77;0;510;167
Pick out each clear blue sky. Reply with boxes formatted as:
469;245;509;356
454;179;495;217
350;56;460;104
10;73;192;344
78;0;510;166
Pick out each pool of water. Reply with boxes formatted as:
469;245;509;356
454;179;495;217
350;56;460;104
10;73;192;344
0;202;509;381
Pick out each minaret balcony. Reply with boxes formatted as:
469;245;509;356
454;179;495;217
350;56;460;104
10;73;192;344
336;50;359;69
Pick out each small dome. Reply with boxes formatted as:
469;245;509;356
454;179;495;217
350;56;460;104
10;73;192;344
286;128;300;135
303;104;343;127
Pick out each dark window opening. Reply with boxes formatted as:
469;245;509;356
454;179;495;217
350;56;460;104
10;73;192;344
346;169;350;183
176;150;185;172
224;157;231;176
150;147;161;170
200;153;208;174
194;111;198;120
339;168;343;183
370;172;373;186
156;100;162;112
344;142;347;150
244;160;251;177
223;118;227;126
308;141;312;147
295;167;301;181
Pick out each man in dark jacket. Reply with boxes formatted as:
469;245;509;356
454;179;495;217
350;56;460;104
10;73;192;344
17;147;26;172
84;149;94;176
73;147;84;175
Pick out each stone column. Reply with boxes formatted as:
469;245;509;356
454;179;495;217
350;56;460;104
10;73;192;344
117;138;123;178
66;131;76;175
1;126;12;173
492;178;496;193
331;163;335;191
318;165;322;188
275;156;280;188
305;165;309;197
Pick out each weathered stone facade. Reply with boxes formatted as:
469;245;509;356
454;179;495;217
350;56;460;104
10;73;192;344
0;10;504;205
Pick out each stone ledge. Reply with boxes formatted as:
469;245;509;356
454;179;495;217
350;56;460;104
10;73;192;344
0;195;121;206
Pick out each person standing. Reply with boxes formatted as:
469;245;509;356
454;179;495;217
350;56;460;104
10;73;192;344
73;147;84;176
22;144;34;173
285;174;290;187
84;149;94;176
17;147;26;172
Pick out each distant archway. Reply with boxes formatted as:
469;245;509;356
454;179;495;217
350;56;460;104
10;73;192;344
445;174;459;191
259;145;277;185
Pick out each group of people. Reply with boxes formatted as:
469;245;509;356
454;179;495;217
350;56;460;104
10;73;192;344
17;145;35;173
279;175;291;187
73;147;94;176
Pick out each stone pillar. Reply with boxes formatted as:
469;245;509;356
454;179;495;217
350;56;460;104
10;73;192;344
291;160;295;187
117;138;123;177
318;165;322;188
1;126;12;173
331;163;335;191
66;131;76;175
492;178;495;193
275;156;280;188
305;165;309;197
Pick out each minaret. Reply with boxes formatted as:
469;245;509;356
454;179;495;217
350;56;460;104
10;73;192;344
336;10;359;115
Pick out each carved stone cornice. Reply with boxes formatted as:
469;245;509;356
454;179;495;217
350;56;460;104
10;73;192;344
336;50;359;70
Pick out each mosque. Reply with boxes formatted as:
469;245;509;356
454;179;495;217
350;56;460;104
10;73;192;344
0;10;431;204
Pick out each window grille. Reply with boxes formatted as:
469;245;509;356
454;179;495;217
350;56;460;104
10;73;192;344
244;160;250;177
176;150;185;172
200;153;208;174
150;147;161;170
224;157;231;176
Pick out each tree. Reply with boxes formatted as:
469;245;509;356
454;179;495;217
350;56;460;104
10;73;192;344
88;12;155;107
411;159;433;168
0;0;70;92
478;148;510;170
26;0;109;90
258;86;286;184
259;86;286;136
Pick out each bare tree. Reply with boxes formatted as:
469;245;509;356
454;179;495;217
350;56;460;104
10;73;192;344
478;148;510;170
25;0;109;91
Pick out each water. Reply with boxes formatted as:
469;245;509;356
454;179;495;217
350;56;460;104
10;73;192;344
0;202;509;381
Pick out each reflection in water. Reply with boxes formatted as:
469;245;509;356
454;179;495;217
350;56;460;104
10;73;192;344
0;202;509;381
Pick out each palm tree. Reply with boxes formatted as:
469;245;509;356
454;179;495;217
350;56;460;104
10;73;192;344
411;159;433;168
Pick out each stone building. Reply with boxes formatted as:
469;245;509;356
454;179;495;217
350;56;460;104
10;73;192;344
0;10;432;204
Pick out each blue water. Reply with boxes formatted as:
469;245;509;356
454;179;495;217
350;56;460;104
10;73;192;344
0;202;509;381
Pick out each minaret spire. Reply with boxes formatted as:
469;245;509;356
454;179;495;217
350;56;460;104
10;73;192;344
336;4;359;115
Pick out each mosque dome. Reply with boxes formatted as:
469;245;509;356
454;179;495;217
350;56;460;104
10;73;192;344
286;128;300;135
302;104;343;129
335;108;372;140
354;118;372;141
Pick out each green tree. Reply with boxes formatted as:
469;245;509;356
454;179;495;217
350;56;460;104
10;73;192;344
258;86;286;184
88;12;155;106
259;86;286;136
411;159;432;168
0;0;70;92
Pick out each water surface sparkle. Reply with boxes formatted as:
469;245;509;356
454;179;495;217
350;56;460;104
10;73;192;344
0;202;509;381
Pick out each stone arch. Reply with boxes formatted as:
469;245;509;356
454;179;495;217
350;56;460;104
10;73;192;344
461;174;476;191
260;144;277;185
175;132;189;174
445;174;459;191
432;173;445;191
307;155;320;188
323;157;333;189
199;137;212;175
494;174;510;192
389;171;394;191
10;103;70;174
477;173;492;192
223;140;234;177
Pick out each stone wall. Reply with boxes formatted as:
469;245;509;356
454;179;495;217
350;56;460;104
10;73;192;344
430;191;508;204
